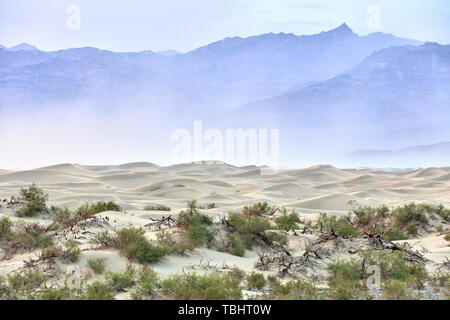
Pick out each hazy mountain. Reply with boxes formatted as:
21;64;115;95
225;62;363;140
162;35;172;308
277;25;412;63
7;43;39;51
242;42;449;124
0;23;422;109
156;50;180;56
348;142;450;167
214;42;450;166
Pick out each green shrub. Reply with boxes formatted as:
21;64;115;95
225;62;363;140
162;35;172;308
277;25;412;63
267;276;321;300
444;232;450;242
316;213;359;238
161;272;242;300
353;204;389;226
90;201;122;213
360;249;428;285
384;225;408;241
392;203;428;229
37;234;53;248
8;222;49;251
226;233;245;257
143;204;171;211
90;230;114;246
106;264;136;291
63;240;81;262
0;217;13;239
85;281;115;300
274;209;300;231
7;269;45;291
75;201;122;219
326;259;367;300
383;280;411;300
116;227;168;263
20;183;48;203
87;257;107;274
246;272;266;290
177;200;213;247
51;206;72;225
227;212;272;249
242;202;277;216
16;200;47;217
132;266;159;299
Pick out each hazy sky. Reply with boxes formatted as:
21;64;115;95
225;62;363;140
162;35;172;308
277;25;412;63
1;0;449;52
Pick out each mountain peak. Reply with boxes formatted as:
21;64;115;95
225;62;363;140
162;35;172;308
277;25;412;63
327;23;354;35
8;43;39;52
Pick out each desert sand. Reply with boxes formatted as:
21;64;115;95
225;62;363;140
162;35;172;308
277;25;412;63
0;162;449;298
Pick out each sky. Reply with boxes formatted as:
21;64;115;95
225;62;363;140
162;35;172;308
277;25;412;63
0;0;449;52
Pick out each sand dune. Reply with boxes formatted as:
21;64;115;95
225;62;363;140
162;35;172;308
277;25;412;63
0;162;449;214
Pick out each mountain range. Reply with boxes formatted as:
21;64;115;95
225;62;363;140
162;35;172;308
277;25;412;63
0;23;422;109
0;23;448;167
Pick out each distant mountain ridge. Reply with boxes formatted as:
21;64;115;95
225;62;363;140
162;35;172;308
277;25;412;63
351;142;450;158
0;23;422;109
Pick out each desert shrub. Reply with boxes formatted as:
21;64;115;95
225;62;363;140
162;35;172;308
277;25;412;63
87;257;107;274
392;203;428;229
227;212;272;249
353;204;389;227
246;272;266;290
444;232;450;242
421;203;449;222
177;200;212;227
90;201;122;213
143;204;171;211
177;200;213;247
326;259;367;300
0;216;13;239
106;264;136;291
383;280;411;300
51;206;72;225
274;208;300;231
115;227;168;263
16;200;47;217
7;269;45;291
267;276;321;300
41;245;62;260
36;234;53;248
242;202;277;216
8;222;50;251
62;240;81;262
161;271;242;300
75;201;122;220
384;225;408;241
266;231;288;246
360;249;428;287
34;285;80;300
20;183;48;203
131;266;159;299
85;281;115;300
316;213;359;238
226;233;246;257
435;225;443;233
156;230;195;255
429;271;449;290
90;230;114;246
327;259;362;281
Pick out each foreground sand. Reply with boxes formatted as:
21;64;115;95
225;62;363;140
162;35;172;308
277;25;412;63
0;162;449;298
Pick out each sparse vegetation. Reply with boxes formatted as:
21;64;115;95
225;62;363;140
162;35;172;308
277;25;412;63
315;213;360;238
143;204;171;211
87;257;107;274
161;271;242;300
106;264;136;291
246;272;266;290
115;226;168;263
